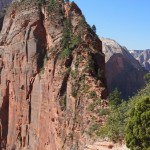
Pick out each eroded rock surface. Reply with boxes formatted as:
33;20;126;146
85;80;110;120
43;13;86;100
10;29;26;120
0;1;107;149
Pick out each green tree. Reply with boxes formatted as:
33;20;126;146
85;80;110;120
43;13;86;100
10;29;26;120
108;88;123;107
144;73;150;83
48;0;55;12
92;25;96;33
98;101;128;142
126;97;150;150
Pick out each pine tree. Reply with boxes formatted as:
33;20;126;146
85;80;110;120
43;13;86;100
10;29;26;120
126;97;150;150
92;25;96;33
108;88;122;107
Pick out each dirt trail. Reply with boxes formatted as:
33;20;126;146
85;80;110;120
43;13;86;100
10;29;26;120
84;141;129;150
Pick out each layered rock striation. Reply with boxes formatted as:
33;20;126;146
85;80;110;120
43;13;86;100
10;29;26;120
101;38;146;99
0;0;107;149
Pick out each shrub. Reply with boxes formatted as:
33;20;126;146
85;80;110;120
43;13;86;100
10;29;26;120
89;91;97;98
98;108;110;116
60;13;82;59
108;88;123;107
37;0;44;7
48;0;55;12
126;97;150;150
144;73;150;83
88;123;100;136
86;56;96;75
88;103;95;111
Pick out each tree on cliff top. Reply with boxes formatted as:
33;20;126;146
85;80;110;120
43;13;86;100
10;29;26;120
92;25;96;33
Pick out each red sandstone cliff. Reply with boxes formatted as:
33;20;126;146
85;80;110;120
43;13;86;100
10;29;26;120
0;0;107;149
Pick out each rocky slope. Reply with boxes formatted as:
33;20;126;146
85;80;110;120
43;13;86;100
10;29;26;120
0;0;107;149
130;49;150;71
101;38;146;99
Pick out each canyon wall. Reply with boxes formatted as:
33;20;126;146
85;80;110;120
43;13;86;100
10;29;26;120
130;49;150;71
101;38;146;99
0;0;107;149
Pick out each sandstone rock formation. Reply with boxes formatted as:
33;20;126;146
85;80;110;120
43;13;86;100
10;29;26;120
101;38;146;99
130;49;150;71
0;0;107;149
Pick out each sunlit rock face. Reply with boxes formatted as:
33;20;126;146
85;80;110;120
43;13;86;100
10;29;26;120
130;49;150;71
0;0;107;149
101;38;146;99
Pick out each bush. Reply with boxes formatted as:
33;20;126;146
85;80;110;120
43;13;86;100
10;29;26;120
60;17;81;59
88;103;95;111
48;0;55;12
108;88;123;107
37;0;44;7
144;73;150;83
88;123;100;136
86;56;96;75
99;101;128;142
126;97;150;150
89;91;97;98
98;108;110;116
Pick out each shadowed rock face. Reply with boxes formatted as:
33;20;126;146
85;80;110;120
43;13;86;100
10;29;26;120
0;0;13;30
0;0;107;149
0;0;12;10
101;38;146;99
130;49;150;71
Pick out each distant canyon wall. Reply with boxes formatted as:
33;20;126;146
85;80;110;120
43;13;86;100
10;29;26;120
101;38;146;99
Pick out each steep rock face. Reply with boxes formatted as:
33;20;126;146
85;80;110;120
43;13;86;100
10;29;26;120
130;49;150;71
0;0;13;30
0;0;13;11
0;0;107;150
101;38;146;99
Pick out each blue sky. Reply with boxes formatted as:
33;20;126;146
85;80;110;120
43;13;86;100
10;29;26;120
73;0;150;50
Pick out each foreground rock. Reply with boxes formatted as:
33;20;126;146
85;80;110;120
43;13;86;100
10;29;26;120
101;38;146;99
0;0;107;149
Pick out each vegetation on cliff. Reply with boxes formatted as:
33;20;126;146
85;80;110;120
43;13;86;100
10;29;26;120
96;80;150;146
